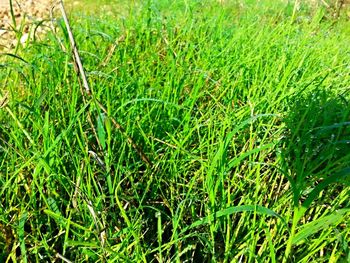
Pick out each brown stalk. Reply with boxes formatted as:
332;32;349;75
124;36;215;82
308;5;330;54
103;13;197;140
58;0;152;167
99;34;125;68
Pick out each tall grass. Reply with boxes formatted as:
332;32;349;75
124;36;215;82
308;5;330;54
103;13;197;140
1;0;350;262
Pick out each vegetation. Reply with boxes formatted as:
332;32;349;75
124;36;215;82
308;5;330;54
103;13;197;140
1;0;350;261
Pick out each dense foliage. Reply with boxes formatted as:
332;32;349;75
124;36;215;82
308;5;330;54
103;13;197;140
1;0;349;262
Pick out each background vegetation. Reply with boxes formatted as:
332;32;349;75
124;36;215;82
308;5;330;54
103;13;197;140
1;0;350;262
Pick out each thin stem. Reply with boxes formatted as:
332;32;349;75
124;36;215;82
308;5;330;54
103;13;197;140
284;206;305;262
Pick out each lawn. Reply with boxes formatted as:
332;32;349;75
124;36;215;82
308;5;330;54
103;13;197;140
1;0;350;262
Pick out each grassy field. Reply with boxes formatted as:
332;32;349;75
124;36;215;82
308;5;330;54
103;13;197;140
1;0;350;262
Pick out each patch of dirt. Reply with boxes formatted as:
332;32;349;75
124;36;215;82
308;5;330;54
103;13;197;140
0;0;54;49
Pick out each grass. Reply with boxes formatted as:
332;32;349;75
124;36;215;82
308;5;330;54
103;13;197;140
1;0;350;262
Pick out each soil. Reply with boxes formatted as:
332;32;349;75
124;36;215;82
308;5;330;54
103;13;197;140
0;0;54;49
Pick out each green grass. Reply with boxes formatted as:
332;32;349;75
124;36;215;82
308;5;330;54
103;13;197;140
1;0;350;262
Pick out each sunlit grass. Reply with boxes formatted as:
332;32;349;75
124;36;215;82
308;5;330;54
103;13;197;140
1;0;350;262
65;0;134;17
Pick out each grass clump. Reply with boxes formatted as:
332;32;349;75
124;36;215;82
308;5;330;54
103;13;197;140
1;0;350;262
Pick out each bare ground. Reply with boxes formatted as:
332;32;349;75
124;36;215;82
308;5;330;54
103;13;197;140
0;0;54;49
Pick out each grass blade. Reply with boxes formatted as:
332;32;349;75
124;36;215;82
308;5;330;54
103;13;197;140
292;209;350;245
182;205;287;233
302;167;350;210
18;211;28;263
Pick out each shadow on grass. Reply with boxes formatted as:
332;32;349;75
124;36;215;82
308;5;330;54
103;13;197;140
281;88;350;205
